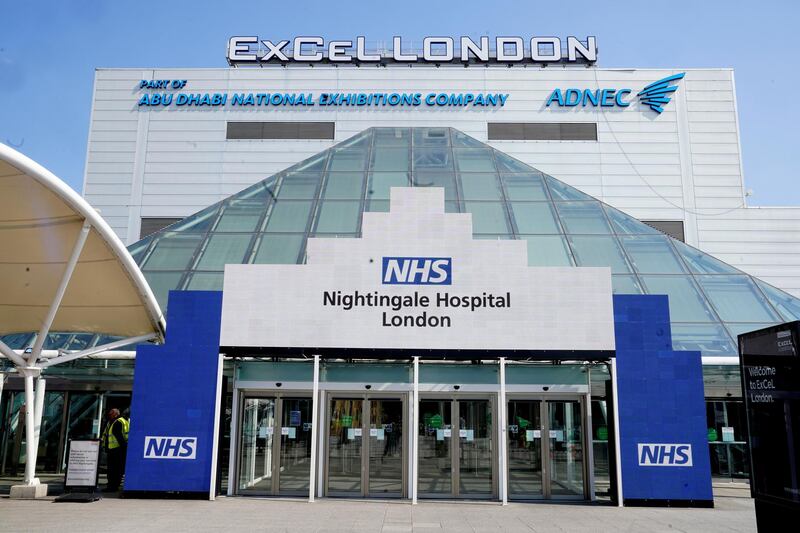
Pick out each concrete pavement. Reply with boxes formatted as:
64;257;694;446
0;489;756;532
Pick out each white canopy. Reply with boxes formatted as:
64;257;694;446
0;143;164;340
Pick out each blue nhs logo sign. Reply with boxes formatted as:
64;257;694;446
637;443;692;467
382;257;451;285
144;436;197;459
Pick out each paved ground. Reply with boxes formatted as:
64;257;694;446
0;486;755;533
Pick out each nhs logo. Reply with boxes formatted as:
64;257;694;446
144;436;197;459
382;257;451;285
637;443;692;467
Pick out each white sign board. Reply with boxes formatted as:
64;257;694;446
65;440;100;487
221;188;615;353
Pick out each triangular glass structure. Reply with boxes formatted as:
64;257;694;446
126;127;800;358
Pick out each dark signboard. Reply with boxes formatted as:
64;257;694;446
739;321;800;527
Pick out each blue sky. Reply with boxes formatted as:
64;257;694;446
1;0;797;205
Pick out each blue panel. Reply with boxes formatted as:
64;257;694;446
613;294;713;504
124;290;223;493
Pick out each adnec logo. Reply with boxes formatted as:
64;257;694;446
382;257;451;285
144;436;197;459
637;443;692;466
546;73;685;114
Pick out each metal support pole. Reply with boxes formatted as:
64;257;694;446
22;370;38;485
40;333;157;368
308;355;320;503
227;373;240;497
412;356;419;504
30;377;46;476
499;358;508;505
0;339;27;368
610;358;624;507
29;222;91;366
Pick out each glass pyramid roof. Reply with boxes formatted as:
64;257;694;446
123;127;800;358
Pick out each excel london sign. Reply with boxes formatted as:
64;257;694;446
227;35;597;65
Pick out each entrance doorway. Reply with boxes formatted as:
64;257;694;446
236;395;313;495
507;398;587;499
417;398;495;499
325;396;405;498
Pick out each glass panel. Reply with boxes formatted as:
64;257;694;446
367;172;410;201
591;399;611;500
168;206;220;233
372;147;410;171
754;279;800;321
413;172;457;200
414;128;449;146
418;400;452;495
215;200;265;232
454;149;496;172
459;400;493;496
366;200;389;213
142;233;203;269
545;175;593;201
548;401;584;497
237;181;270;201
374;128;411;147
275;173;321;199
314;201;361;233
612;275;643;294
501;173;549;201
672;240;739;274
520;235;573;267
465;202;509;234
640;275;717;322
238;398;276;493
328;140;369;171
293;151;328;173
186;272;223;291
494;151;532;173
264;201;313;233
724;323;774;340
196;234;251;270
141;272;183;310
568;236;632;274
328;398;363;494
279;398;313;494
508;400;543;498
451;129;485;148
603;205;659;235
621;235;687;274
697;275;781;323
0;333;33;349
556;202;612;234
252;234;304;264
511;203;560;234
128;235;153;264
446;201;461;213
368;399;403;496
671;323;737;356
323;172;365;200
63;393;102;470
459;173;503;201
413;147;454;171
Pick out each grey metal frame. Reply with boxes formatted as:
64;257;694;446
416;393;499;500
233;390;312;497
505;393;589;501
323;392;409;498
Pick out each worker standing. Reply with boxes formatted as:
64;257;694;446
101;408;129;492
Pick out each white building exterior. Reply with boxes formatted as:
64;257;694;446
82;66;800;297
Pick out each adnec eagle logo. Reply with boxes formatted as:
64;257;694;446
637;73;685;114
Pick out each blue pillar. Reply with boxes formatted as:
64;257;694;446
124;291;223;496
613;294;713;506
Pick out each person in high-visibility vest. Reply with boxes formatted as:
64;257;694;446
101;408;129;492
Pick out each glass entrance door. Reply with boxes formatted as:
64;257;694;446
506;398;587;500
507;400;544;498
327;396;405;497
418;398;495;499
547;400;585;499
236;396;312;495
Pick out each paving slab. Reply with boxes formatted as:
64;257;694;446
0;492;756;533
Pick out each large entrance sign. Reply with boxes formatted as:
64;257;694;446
221;187;614;356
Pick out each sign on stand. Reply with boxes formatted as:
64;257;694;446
55;439;101;503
